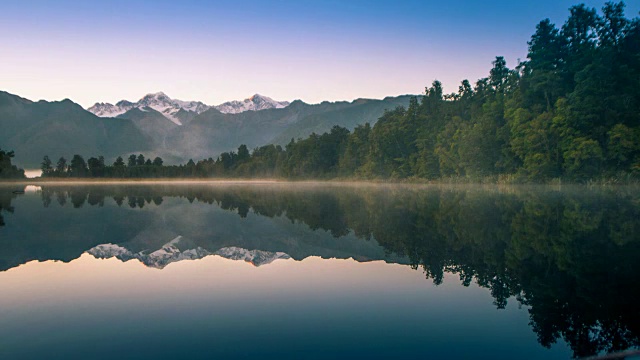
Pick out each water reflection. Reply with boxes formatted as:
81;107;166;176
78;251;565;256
1;183;639;358
0;191;17;227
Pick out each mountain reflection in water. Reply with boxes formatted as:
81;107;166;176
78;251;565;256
0;183;639;359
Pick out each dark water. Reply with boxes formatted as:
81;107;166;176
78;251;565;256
0;182;639;359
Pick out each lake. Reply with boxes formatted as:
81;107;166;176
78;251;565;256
1;182;638;359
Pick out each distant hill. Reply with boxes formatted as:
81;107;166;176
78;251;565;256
0;91;153;167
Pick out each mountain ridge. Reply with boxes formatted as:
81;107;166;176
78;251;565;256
88;92;212;125
88;241;292;269
87;92;291;122
214;94;290;114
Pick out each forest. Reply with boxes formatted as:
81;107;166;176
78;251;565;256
200;1;640;182
5;2;640;182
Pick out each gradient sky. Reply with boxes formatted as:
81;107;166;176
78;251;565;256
1;0;638;108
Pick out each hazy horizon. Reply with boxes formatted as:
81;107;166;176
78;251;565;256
3;0;637;108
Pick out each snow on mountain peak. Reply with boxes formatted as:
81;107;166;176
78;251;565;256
87;102;131;118
87;92;211;125
86;238;291;269
87;92;291;120
215;94;290;114
140;92;171;104
215;246;291;266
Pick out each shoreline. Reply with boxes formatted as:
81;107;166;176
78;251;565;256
0;177;638;189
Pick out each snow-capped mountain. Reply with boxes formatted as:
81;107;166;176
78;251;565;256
87;237;291;269
215;94;290;114
87;102;132;118
87;92;211;125
87;92;290;124
136;92;211;124
215;246;291;266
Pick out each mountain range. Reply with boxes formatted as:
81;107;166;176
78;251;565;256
214;94;290;114
88;240;292;269
0;90;414;167
87;92;290;123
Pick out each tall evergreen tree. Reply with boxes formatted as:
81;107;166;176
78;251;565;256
41;156;53;177
69;155;88;177
55;157;67;176
136;154;145;166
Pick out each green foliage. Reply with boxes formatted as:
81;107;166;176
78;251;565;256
69;155;88;177
607;124;640;170
55;157;67;176
237;144;250;164
338;123;371;176
0;148;25;179
136;154;145;166
41;156;53;177
364;106;414;178
113;156;125;167
152;157;164;167
87;156;105;177
563;137;604;179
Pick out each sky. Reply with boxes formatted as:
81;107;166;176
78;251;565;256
1;0;639;108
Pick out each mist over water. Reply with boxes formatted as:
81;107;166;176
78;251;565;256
0;183;638;359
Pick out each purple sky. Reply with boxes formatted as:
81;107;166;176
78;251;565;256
1;0;638;107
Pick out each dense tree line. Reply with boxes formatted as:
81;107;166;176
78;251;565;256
40;153;193;178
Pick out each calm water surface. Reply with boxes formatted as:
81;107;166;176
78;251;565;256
0;183;638;359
